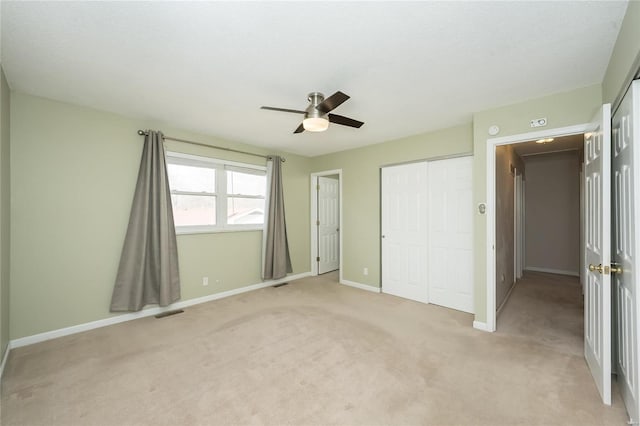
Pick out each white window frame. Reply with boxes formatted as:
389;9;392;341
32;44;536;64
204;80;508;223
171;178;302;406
166;151;267;235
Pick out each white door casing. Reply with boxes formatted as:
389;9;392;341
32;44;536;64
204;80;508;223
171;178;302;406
381;162;429;303
484;124;590;333
514;172;524;280
612;80;640;422
584;103;612;406
427;156;474;313
580;164;586;292
318;176;340;274
310;170;342;279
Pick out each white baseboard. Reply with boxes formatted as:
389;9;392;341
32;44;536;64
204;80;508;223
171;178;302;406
0;341;11;380
524;267;579;277
340;279;381;293
473;321;493;332
10;272;311;349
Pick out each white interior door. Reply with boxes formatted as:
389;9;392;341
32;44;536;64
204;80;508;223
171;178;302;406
612;80;640;422
427;156;474;313
317;176;339;274
381;162;429;303
580;165;585;292
584;103;612;405
515;173;524;280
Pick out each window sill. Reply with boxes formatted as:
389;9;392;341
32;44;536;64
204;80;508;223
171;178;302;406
175;225;264;235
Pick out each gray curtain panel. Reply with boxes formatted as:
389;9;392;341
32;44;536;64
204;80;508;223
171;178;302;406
110;130;181;312
262;156;292;280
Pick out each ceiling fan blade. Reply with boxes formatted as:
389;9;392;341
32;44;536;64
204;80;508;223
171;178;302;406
261;106;306;114
328;113;364;128
293;123;305;134
315;91;350;114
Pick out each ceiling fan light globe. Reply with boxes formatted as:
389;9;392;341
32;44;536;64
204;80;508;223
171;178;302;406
303;117;329;132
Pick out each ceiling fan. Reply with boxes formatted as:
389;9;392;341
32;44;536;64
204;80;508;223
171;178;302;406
261;91;364;134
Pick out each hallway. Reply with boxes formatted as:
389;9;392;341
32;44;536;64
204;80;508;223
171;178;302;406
497;271;583;356
497;271;629;419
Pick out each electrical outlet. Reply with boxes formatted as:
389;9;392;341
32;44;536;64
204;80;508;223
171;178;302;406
202;277;209;286
363;267;369;276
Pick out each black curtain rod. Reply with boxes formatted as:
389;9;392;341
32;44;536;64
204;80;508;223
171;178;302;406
137;130;285;162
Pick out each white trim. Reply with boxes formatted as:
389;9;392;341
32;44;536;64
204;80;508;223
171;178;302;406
487;124;589;146
10;272;311;349
310;169;343;284
514;170;518;283
175;225;263;235
166;151;266;172
380;152;473;169
473;321;491;332
524;266;580;277
486;123;590;333
340;279;381;293
0;341;11;380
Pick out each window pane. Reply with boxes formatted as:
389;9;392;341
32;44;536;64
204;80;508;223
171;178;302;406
227;197;265;225
227;170;266;196
167;163;215;193
171;195;216;226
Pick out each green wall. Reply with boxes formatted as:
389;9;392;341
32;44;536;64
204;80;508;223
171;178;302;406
472;84;602;323
9;93;310;339
470;1;640;324
310;124;473;288
6;1;640;341
0;67;10;355
603;0;640;105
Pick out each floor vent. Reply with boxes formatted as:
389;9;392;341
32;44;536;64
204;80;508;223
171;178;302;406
154;309;184;319
273;283;289;288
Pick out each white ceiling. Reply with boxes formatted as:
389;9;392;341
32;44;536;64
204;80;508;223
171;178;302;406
0;1;628;157
512;133;584;158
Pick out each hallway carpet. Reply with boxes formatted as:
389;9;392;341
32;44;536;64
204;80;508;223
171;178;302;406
497;271;584;357
1;272;628;425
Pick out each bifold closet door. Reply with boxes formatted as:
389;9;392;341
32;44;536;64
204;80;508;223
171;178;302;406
426;156;474;313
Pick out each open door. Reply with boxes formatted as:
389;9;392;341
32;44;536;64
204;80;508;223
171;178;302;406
514;171;524;280
317;176;339;274
584;103;612;405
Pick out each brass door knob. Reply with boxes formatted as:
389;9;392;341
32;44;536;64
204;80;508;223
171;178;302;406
589;264;604;273
610;262;623;274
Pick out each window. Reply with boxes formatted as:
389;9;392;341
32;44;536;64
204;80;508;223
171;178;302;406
166;152;267;233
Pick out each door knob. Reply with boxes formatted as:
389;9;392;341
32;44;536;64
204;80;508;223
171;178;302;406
610;262;623;274
589;263;604;273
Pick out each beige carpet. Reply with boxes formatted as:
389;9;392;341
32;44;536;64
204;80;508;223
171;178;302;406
1;271;629;425
497;271;584;357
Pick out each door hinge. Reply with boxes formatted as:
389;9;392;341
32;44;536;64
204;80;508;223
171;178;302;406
316;256;320;262
316;220;320;226
317;184;320;190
